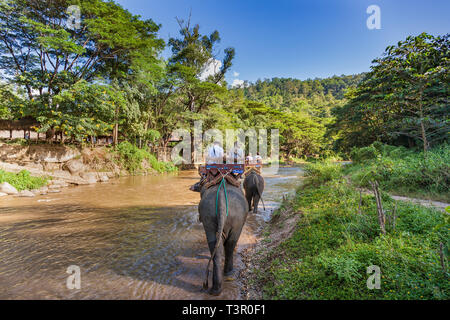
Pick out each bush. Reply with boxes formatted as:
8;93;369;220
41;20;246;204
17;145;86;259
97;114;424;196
350;145;379;163
146;152;177;173
0;169;48;191
114;141;177;174
346;143;450;198
304;161;343;185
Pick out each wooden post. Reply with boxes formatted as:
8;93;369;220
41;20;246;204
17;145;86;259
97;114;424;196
10;130;12;139
370;181;386;235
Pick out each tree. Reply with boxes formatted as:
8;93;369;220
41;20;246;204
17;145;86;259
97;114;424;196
0;82;23;119
0;0;164;143
372;33;449;152
167;15;235;162
44;80;125;143
332;33;449;153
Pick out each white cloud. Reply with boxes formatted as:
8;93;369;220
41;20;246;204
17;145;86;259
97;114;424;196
231;79;245;88
199;58;222;81
233;71;240;77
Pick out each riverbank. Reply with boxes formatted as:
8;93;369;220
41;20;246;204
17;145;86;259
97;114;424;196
241;155;449;300
0;141;177;198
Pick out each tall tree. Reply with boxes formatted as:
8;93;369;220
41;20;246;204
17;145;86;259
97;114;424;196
332;33;449;152
167;15;235;162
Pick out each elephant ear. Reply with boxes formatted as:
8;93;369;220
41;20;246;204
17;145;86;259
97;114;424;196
190;182;201;192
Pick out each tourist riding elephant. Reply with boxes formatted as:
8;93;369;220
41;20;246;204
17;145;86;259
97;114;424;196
243;170;265;213
191;179;248;295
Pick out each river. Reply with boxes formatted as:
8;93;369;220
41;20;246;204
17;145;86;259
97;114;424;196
0;166;303;300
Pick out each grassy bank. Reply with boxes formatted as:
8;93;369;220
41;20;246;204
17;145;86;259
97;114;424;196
0;169;49;191
251;145;449;300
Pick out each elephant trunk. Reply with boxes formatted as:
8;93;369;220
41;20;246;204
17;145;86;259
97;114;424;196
203;179;228;291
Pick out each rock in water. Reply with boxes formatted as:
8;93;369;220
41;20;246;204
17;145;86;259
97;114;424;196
79;172;98;184
0;182;18;195
64;159;85;175
17;190;35;197
39;186;49;195
0;192;8;197
50;180;69;187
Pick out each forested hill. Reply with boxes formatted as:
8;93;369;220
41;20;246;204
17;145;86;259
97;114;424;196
222;74;365;158
243;74;365;100
240;74;365;115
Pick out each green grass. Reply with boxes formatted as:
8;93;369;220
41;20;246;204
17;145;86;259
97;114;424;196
0;169;49;191
303;159;344;185
112;141;177;174
258;179;449;300
255;144;449;300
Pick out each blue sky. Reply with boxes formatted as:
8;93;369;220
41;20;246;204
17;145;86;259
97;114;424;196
116;0;450;85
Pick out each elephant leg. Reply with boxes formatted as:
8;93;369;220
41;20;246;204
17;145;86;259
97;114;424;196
253;194;260;213
224;237;238;276
246;193;253;212
207;239;224;296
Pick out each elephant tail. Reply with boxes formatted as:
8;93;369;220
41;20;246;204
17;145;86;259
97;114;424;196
203;179;228;290
252;174;266;211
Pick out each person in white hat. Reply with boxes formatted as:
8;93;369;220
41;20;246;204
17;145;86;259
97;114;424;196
228;141;244;164
206;141;224;164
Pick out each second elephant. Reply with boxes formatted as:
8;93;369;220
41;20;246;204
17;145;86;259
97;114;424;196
243;170;265;213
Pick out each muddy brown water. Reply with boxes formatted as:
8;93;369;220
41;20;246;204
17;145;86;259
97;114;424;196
0;166;303;300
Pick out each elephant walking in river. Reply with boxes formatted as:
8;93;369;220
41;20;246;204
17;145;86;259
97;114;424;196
243;171;265;213
193;179;248;295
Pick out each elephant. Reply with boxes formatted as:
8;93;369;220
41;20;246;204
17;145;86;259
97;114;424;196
243;170;265;213
192;178;248;295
